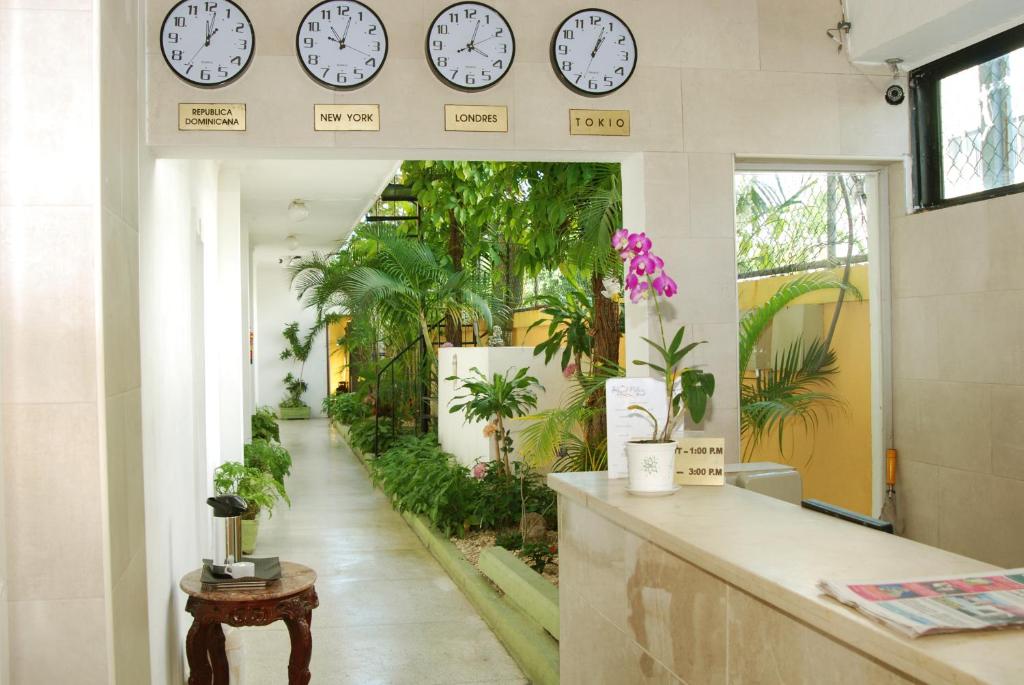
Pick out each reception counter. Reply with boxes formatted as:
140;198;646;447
549;472;1024;685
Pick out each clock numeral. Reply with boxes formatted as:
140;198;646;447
174;16;185;27
562;29;574;40
307;21;321;32
308;54;319;65
495;27;504;36
354;68;365;79
465;74;475;85
450;69;459;79
368;24;378;35
432;39;443;51
618;35;626;45
497;43;507;54
303;37;314;48
620;51;630;62
231;55;242;65
437;24;449;35
171;49;183;61
481;69;492;82
337;72;348;84
235;22;244;33
321;67;330;78
557;44;568;56
204;1;217;11
614;66;624;76
219;65;229;77
167;32;180;43
340;5;349;15
448;12;459;23
604;76;614;87
588;79;598;90
574;18;584;28
590;16;601;25
463;8;476;19
365;57;377;67
372;41;381;51
561;60;572;72
321;9;331;19
200;68;212;81
493;59;503;69
187;4;198;16
238;39;248;49
437;56;448;67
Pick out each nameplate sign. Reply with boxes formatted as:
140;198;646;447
569;109;630;136
178;103;246;131
675;438;726;486
314;104;380;131
445;105;508;133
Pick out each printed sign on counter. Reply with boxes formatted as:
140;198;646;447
675;438;726;486
606;378;667;479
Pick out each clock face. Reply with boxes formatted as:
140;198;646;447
161;0;255;87
296;1;388;90
551;9;637;96
426;2;515;92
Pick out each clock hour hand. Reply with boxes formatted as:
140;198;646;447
341;16;352;43
471;46;489;58
470;20;480;44
590;26;607;58
330;26;344;48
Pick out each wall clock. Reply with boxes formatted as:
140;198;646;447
426;2;515;92
296;1;388;89
550;9;637;96
161;0;255;87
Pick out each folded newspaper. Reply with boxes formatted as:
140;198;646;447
819;569;1024;638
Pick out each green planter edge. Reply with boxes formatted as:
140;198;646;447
279;405;311;420
241;519;259;555
335;421;559;685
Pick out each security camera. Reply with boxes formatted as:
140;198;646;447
884;58;905;106
885;82;905;106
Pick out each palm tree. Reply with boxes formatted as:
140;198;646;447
290;224;498;364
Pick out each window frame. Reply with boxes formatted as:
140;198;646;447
911;23;1024;210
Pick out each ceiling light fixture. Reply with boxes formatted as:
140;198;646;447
288;199;309;222
286;234;300;250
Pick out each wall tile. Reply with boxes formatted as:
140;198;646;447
892;379;991;473
0;8;95;207
2;403;106;601
681;68;841;155
726;587;914;684
890;296;942;382
0;206;99;405
7;598;109;684
837;74;910;157
688;154;737;239
895;458;939;547
990;384;1024;481
938;468;1024;567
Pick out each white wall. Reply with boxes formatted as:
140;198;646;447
847;0;1024;66
215;169;247;462
254;254;329;417
140;157;218;684
439;347;571;467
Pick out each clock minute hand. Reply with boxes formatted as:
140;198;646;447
341;17;352;43
471;46;489;58
590;26;607;58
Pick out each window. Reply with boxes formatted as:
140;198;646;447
911;24;1024;208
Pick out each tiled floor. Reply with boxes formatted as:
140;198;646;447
236;418;526;685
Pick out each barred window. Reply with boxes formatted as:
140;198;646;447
912;24;1024;208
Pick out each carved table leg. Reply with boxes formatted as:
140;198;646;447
284;613;313;685
206;623;230;685
185;619;212;685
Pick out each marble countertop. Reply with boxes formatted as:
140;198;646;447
549;472;1024;685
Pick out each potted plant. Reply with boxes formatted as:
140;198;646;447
612;229;716;494
213;462;290;554
243;438;292;485
279;322;313;420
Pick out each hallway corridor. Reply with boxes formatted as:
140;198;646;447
236;419;525;684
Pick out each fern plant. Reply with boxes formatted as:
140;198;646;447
213;462;289;519
243;439;292;485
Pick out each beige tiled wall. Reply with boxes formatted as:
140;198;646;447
559;498;918;684
0;2;112;682
890;175;1024;568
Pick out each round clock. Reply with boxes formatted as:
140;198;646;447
160;0;255;87
550;9;637;96
296;1;388;90
426;2;515;92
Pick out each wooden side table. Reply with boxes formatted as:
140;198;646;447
180;561;319;685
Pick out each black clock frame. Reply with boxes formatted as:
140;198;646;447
424;1;516;93
160;0;257;89
549;8;637;97
295;0;390;91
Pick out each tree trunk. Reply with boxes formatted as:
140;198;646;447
445;210;464;346
585;271;621;451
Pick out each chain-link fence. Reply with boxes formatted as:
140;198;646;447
940;49;1024;199
735;172;869;279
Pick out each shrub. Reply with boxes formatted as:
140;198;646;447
244;439;292;485
369;436;479;537
323;392;370;425
472;459;558;532
495;530;523;551
213;461;289;519
251;406;280;442
522;541;557;573
348;416;408;455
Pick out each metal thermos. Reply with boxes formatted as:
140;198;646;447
207;495;248;569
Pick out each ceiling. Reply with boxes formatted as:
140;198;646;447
239;159;401;248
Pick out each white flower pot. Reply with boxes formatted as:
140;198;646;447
626;441;678;493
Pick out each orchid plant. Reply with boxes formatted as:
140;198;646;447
613;229;716;443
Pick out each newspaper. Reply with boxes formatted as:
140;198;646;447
819;568;1024;638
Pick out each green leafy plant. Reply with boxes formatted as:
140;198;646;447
243;439;292;485
495;530;524;551
528;277;594;372
447;367;541;475
322;392;370;425
368;436;479;536
213;462;290;520
251;406;281;442
521;541;557;573
471;460;555;531
280;322;313;408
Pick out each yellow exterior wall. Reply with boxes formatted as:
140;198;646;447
327;317;351;395
739;265;873;515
